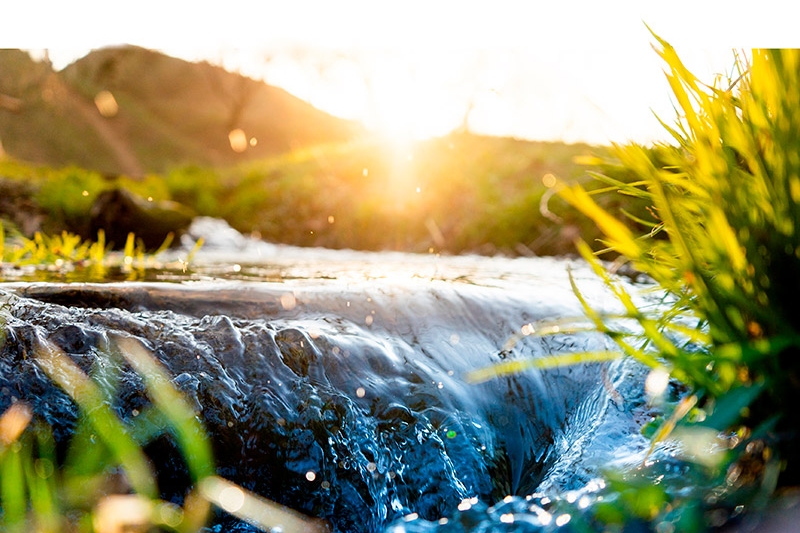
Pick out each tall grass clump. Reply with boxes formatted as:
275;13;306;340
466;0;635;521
559;39;800;496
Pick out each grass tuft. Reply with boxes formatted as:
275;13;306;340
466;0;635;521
556;37;800;517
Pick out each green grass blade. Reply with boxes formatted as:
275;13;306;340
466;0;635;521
110;335;215;483
34;340;157;499
466;351;622;384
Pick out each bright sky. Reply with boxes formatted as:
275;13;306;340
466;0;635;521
4;1;792;145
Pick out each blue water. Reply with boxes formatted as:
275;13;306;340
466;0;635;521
0;218;662;532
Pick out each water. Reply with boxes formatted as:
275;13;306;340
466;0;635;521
0;218;662;532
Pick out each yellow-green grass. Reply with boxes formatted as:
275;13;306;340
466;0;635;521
559;37;800;504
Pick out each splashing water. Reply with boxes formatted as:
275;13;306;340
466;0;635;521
0;218;661;532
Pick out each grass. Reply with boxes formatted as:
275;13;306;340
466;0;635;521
465;37;800;531
1;133;616;257
0;217;327;532
546;39;800;526
8;36;797;532
0;221;204;282
0;317;327;533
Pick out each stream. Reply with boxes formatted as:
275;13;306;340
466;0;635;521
0;218;666;532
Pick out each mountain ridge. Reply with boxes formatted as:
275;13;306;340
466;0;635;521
0;47;363;175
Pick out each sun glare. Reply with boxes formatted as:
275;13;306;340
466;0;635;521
237;50;479;143
361;62;459;143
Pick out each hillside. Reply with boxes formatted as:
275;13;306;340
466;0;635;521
0;47;362;175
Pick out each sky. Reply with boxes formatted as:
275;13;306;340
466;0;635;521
4;1;792;145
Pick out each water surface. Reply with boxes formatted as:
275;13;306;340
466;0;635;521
0;218;659;532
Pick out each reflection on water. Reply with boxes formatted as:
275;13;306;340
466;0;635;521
0;218;662;532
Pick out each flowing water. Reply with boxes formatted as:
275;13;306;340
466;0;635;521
0;218;665;532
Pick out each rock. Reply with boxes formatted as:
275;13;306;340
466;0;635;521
89;188;194;249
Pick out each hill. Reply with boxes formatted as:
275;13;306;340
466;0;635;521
0;47;362;175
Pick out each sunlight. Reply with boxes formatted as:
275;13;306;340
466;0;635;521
238;50;474;143
362;61;457;142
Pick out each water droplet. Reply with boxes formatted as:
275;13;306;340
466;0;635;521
305;471;316;482
655;521;675;533
537;510;552;525
328;215;335;224
365;315;374;326
555;513;571;526
356;387;366;398
280;293;297;310
321;481;330;489
232;264;241;273
366;462;377;472
34;458;53;479
94;90;118;117
500;513;514;524
449;333;460;345
228;128;248;153
645;367;670;399
218;486;245;512
155;502;183;528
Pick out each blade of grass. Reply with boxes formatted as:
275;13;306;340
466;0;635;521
34;339;157;499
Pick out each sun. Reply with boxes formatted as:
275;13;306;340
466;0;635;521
361;65;459;143
249;51;474;144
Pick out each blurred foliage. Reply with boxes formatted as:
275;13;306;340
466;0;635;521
0;133;622;257
0;332;323;532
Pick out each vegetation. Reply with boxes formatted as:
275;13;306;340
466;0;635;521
549;40;800;527
0;133;621;257
0;217;205;282
6;36;799;533
0;328;326;532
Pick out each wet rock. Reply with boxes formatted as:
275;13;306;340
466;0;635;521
89;187;194;249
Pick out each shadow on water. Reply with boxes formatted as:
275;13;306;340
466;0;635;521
0;219;656;532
